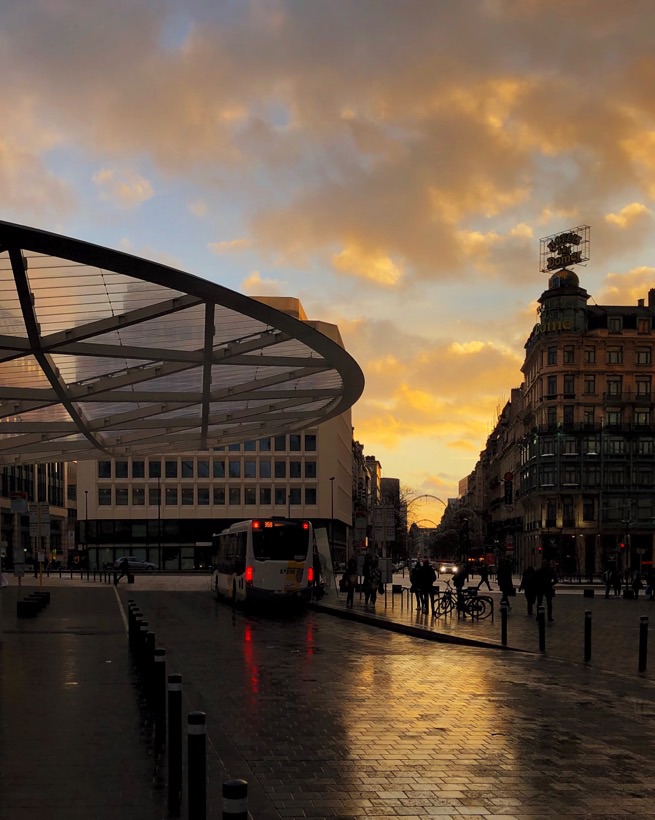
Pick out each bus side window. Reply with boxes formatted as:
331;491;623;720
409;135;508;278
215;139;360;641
235;532;246;575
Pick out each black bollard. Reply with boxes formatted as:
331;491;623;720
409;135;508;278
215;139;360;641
188;711;207;820
168;674;183;810
500;603;508;646
145;632;156;692
584;610;592;663
639;616;648;673
153;648;166;742
222;779;248;820
138;621;149;667
537;606;546;653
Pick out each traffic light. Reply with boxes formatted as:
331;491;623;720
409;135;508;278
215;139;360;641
619;542;625;551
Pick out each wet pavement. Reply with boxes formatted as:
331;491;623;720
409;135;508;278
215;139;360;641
2;573;655;818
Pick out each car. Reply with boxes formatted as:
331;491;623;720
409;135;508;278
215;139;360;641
439;563;459;575
113;556;158;571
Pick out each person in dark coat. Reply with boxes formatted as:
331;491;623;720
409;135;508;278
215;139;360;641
344;557;357;608
518;565;537;615
497;558;514;609
477;563;492;591
409;560;423;610
417;557;437;615
451;563;469;617
534;560;558;621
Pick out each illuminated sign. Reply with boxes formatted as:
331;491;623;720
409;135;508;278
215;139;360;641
540;225;590;273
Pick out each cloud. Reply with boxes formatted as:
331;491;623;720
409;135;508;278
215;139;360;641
596;266;655;305
605;202;653;228
92;168;154;208
241;270;285;295
208;237;252;254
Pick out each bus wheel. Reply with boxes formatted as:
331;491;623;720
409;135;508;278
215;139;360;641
231;582;237;607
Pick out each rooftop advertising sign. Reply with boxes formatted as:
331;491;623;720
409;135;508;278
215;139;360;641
539;225;590;273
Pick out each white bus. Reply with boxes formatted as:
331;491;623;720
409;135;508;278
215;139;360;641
211;518;315;605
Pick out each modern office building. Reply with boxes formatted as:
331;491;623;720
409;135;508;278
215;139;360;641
461;249;655;577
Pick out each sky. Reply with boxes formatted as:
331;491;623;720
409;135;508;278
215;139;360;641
2;0;655;526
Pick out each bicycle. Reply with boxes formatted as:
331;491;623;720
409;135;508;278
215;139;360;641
434;580;494;620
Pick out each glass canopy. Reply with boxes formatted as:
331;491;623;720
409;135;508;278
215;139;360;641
0;221;364;464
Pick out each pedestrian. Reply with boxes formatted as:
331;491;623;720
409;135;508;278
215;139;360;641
612;568;622;597
497;558;514;609
451;563;469;617
534;559;558;622
344;557;357;608
518;565;537;615
417;556;437;615
646;568;655;601
477;563;492;591
410;560;423;611
603;567;613;599
367;557;382;607
632;571;643;599
114;556;130;585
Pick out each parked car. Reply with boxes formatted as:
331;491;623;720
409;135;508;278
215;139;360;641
113;556;158;571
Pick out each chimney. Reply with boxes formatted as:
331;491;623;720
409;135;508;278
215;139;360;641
638;298;645;308
649;289;655;307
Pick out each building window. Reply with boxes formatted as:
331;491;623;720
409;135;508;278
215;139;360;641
636;468;654;486
289;434;301;451
213;487;225;505
546;375;557;397
563;375;575;396
180;488;193;505
213;460;225;478
563;405;574;425
607;467;625;486
563;346;575;364
608;316;622;333
116;488;129;506
583;407;595;425
584;465;600;485
636;438;654;455
583;347;596;364
244;460;257;479
289;461;302;478
606;409;622;425
132;461;145;479
606;437;625;455
541;465;555;486
638;318;651;334
606;377;622;397
289;488;301;505
165;460;178;478
546;407;557;426
607;347;623;364
540;437;555;456
583;497;596;521
228;443;240;451
197;487;209;506
98;461;112;478
547;347;557;365
304;434;317;451
562;437;577;455
583;375;595;395
165;487;178;505
229;487;241;505
274;488;286;505
260;487;272;505
244;487;257;505
98;488;112;505
305;461;317;478
259;460;271;479
636;377;652;397
274;435;286;451
132;487;145;506
634;410;651;426
149;487;161;506
305;488;317;505
181;460;194;478
148;460;161;478
583;435;600;454
562;466;579;484
116;461;129;479
197;460;210;478
274;461;286;478
259;438;271;451
244;440;257;451
229;461;241;479
636;347;652;365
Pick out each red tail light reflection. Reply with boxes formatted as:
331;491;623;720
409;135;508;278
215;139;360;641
307;566;314;583
245;565;253;584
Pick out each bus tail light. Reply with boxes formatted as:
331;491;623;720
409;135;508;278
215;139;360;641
307;566;314;583
302;521;309;530
245;565;254;585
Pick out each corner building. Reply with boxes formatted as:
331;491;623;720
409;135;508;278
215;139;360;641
465;270;655;578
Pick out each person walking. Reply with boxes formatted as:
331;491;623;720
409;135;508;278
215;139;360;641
518;565;537;615
417;556;437;615
477;563;492;591
534;559;558;622
410;560;423;611
344;557;357;608
114;556;130;585
367;557;382;607
612;567;622;597
451;563;469;617
497;558;514;609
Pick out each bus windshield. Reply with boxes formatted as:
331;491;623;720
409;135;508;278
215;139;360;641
252;523;310;561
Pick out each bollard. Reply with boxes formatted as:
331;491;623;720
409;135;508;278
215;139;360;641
584;610;592;663
537;606;546;653
130;610;142;648
145;632;156;692
168;674;183;810
153;648;167;742
500;603;508;645
222;779;248;820
639;616;648;673
138;621;149;666
188;711;207;820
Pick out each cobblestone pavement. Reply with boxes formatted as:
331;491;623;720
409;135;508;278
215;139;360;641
4;575;655;818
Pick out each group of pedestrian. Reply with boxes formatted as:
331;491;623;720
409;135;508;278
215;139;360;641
409;556;438;614
602;567;652;599
518;561;558;621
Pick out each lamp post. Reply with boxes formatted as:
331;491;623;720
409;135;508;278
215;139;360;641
329;476;335;559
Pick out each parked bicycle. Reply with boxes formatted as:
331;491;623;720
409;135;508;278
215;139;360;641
433;580;494;620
